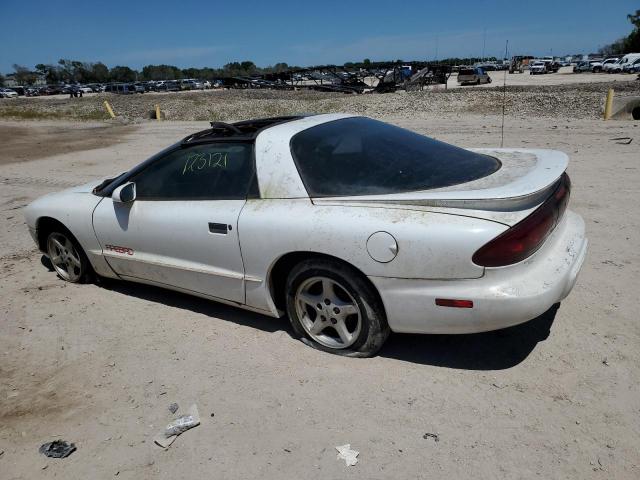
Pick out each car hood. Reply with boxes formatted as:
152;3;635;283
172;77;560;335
67;178;109;193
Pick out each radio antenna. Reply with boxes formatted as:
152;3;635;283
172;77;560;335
500;39;509;148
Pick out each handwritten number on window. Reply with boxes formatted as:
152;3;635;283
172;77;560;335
182;152;228;175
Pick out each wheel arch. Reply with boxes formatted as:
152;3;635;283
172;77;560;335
267;251;386;315
36;217;88;259
36;216;70;252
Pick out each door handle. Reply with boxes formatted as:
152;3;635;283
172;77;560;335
208;222;229;234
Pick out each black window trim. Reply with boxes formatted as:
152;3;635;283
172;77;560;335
97;139;259;201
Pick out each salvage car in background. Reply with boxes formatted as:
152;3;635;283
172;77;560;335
622;57;640;73
0;87;19;98
529;61;548;74
457;67;492;85
573;60;603;73
24;114;588;356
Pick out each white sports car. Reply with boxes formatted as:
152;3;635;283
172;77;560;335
24;114;588;356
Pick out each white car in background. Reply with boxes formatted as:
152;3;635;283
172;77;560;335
24;114;587;356
529;61;547;74
595;57;618;72
622;57;640;73
606;53;640;73
0;88;18;98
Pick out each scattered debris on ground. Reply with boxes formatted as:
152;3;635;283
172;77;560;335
335;444;359;466
168;403;179;414
423;433;440;442
39;440;76;458
609;137;633;144
154;404;201;448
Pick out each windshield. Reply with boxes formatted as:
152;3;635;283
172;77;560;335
290;117;500;197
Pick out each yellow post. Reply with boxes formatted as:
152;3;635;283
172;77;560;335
604;89;614;120
103;101;116;119
155;104;162;121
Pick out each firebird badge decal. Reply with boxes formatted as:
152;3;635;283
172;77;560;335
105;244;134;255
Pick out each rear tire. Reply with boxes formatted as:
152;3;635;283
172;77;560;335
285;258;390;357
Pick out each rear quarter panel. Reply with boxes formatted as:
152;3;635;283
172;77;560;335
238;199;506;312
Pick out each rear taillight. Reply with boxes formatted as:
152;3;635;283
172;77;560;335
472;173;571;267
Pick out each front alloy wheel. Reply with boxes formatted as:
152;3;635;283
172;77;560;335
47;232;85;282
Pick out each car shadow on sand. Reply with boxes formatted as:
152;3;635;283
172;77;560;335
379;304;559;370
99;278;294;335
98;276;557;371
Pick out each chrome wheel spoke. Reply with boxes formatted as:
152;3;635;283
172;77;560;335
51;238;65;253
334;319;353;344
298;291;321;308
68;253;81;268
335;301;357;317
321;279;335;301
309;318;326;335
51;255;63;266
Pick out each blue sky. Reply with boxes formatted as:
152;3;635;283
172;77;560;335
1;0;637;72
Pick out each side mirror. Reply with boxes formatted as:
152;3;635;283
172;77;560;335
112;182;136;203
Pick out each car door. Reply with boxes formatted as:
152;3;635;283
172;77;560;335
92;142;256;304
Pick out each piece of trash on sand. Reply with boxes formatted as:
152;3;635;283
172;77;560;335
39;440;76;458
423;432;439;442
168;403;179;414
335;444;359;466
154;404;200;448
609;137;633;145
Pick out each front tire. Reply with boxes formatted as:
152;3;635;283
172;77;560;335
46;231;91;283
285;258;390;357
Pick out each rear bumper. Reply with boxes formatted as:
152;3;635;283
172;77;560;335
370;210;588;334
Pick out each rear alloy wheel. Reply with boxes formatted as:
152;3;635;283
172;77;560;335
286;259;389;357
46;231;88;283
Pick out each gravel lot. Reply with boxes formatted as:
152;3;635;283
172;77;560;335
0;97;639;478
1;76;639;123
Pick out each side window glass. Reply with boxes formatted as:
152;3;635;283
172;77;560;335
132;143;254;200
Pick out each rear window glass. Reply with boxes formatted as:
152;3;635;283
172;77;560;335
459;69;475;75
290;117;500;197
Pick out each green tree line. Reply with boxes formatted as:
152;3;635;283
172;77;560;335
3;59;298;86
4;56;502;87
599;10;640;55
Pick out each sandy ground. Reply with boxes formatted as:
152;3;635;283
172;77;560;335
0;113;639;479
0;123;131;166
